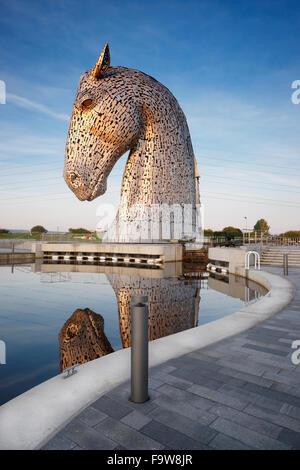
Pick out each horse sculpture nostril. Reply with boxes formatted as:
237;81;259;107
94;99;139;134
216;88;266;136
67;171;83;189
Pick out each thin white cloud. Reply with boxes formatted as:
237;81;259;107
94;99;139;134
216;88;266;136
0;133;64;159
7;93;69;121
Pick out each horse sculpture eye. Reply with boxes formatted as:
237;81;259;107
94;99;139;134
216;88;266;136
81;99;94;110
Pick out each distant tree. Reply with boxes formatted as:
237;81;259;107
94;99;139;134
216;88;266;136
254;219;270;234
222;226;242;234
0;228;9;233
280;230;300;238
31;225;47;234
204;229;214;237
68;227;91;234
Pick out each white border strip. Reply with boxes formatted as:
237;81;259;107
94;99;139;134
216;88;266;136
0;268;295;450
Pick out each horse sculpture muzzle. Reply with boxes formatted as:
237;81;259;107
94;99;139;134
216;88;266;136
64;169;107;201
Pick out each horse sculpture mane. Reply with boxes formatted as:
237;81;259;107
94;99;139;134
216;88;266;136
64;43;202;242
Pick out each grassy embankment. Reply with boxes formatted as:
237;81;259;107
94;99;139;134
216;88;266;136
0;233;103;241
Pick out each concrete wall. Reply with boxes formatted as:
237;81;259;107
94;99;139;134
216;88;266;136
0;239;34;251
209;247;248;273
39;242;183;263
35;260;183;278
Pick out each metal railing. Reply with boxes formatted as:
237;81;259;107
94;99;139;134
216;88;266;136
40;233;103;243
206;236;300;247
245;251;260;270
244;236;300;246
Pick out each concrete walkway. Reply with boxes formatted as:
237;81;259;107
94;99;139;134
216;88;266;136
42;267;300;450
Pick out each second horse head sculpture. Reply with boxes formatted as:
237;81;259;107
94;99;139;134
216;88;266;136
64;43;202;242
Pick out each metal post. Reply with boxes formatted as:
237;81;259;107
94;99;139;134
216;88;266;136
130;295;149;403
283;254;288;276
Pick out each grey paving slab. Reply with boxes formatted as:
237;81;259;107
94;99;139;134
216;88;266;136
151;395;216;426
210;417;291;450
208;404;240;420
214;366;274;388
223;410;282;439
77;406;108;427
243;341;291;355
92;395;133;420
154;365;177;374
167;355;221;373
278;428;300;449
147;407;217;445
95;417;164;450
156;383;213;410
214;357;279;376
216;383;284;412
280;403;300;421
42;433;77;450
209;432;255;450
187;384;249;410
244;403;300;433
242;343;289;357
237;351;296;371
187;351;220;363
244;382;300;408
151;370;193;390
264;370;300;387
170;365;227;388
148;377;165;390
61;419;117;450
120;410;152;430
140;420;208;450
41;267;300;450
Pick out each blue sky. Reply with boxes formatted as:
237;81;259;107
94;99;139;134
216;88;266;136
0;0;300;233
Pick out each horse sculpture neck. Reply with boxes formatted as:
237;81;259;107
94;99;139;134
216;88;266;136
120;77;195;207
102;68;201;242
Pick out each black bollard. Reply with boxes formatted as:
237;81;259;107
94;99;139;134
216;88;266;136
130;295;149;403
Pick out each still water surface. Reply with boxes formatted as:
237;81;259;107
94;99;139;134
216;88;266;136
0;263;266;405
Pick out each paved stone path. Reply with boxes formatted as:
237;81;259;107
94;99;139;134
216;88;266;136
42;267;300;450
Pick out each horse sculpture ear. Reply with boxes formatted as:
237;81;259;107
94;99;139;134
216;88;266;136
92;43;110;79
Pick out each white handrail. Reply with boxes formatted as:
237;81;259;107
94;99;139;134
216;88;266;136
245;251;260;270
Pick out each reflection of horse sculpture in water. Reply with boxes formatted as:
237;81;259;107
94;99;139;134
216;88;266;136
107;274;201;348
64;43;202;242
58;276;201;370
59;308;113;371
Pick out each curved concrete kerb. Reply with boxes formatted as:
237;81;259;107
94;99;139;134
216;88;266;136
0;268;296;450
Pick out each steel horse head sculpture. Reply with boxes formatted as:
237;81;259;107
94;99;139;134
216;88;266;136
64;43;202;242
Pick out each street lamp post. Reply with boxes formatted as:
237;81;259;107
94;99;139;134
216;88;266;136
244;216;248;244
